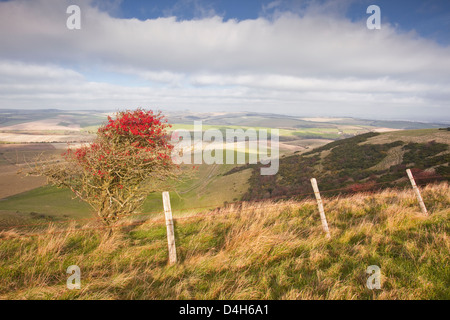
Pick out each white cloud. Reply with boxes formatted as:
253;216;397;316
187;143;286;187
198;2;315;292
0;0;449;121
0;61;84;82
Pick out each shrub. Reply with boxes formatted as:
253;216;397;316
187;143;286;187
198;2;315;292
33;109;179;225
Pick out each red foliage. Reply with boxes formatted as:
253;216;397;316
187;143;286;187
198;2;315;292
347;181;376;193
410;168;436;182
55;109;178;224
98;109;173;151
66;109;174;170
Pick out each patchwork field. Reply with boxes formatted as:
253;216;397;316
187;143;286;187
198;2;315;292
0;132;94;143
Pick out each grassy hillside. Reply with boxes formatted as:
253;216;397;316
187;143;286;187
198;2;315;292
0;183;448;299
0;161;252;227
0;186;92;228
241;129;450;201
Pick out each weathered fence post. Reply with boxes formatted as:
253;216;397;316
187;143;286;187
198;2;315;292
406;169;428;216
162;191;177;264
310;178;331;239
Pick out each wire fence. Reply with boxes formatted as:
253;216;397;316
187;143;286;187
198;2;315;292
0;172;449;241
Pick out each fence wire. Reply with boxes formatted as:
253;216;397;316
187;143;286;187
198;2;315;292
0;173;449;241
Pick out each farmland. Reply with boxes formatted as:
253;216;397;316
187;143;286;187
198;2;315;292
0;109;448;228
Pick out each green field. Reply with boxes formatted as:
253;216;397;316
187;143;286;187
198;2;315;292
0;160;252;227
169;123;363;140
0;186;92;227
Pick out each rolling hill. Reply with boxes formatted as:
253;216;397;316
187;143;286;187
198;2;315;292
0;110;448;229
237;128;450;201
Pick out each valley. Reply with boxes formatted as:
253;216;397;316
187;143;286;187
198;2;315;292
0;109;448;228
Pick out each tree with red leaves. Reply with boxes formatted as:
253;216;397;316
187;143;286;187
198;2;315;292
35;109;178;225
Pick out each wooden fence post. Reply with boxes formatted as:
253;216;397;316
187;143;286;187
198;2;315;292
406;169;428;216
310;178;331;239
162;191;177;264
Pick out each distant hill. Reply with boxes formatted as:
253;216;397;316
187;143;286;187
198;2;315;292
1;109;447;132
236;128;450;201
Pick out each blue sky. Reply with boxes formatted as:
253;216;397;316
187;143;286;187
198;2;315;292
0;0;449;122
110;0;450;45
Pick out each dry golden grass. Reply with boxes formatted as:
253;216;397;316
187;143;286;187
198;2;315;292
0;182;448;300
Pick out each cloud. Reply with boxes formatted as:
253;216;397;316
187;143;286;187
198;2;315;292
0;0;449;121
162;0;219;20
0;60;85;83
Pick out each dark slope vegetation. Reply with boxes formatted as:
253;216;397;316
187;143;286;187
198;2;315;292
235;130;450;201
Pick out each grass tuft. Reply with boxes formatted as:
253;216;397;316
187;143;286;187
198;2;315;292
0;183;448;299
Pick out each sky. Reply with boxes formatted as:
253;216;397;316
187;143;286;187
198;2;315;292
0;0;449;122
